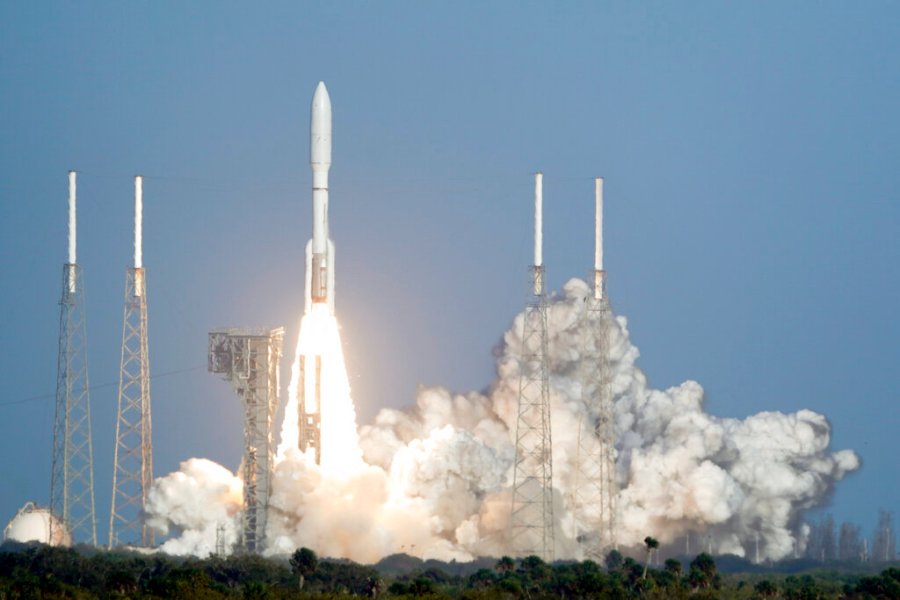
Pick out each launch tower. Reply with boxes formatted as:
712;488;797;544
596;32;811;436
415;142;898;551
208;327;284;554
510;173;555;561
572;178;618;559
50;170;97;545
109;176;154;548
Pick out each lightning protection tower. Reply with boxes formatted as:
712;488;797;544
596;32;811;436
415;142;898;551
208;327;284;554
109;176;154;548
50;171;97;546
572;178;619;559
510;172;555;562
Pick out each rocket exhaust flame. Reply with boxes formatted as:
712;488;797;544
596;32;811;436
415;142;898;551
297;354;322;464
278;304;363;475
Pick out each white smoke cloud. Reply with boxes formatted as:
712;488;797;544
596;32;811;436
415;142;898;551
146;278;858;562
144;458;242;557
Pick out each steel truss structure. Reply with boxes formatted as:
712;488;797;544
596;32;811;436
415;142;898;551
109;267;154;548
50;263;97;545
208;327;284;554
511;265;555;561
572;272;618;560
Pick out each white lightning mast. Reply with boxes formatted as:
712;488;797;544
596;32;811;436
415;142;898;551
572;177;618;560
109;175;154;548
594;177;605;299
50;170;98;546
511;172;555;561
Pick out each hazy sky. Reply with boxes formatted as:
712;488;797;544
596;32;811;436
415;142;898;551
1;2;897;547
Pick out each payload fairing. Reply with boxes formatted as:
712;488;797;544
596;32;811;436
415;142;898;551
305;81;335;314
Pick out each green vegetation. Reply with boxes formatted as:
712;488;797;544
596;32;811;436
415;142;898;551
0;541;897;599
642;537;659;580
289;547;318;591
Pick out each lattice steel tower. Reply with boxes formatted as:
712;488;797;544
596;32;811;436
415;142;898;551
572;178;618;559
511;173;555;561
50;171;97;546
208;328;284;553
109;176;154;548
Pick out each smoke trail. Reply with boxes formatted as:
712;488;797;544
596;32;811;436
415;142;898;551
147;278;858;562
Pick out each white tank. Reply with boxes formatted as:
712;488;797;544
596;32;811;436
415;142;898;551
3;502;71;546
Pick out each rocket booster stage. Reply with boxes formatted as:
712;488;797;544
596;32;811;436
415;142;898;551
305;81;335;313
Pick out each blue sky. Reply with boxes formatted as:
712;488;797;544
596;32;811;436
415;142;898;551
1;2;897;547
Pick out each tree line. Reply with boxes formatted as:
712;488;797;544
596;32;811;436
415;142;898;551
0;542;898;599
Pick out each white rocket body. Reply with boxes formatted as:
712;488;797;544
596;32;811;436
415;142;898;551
305;81;335;314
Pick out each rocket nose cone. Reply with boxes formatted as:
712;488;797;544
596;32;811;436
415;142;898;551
311;82;332;123
311;81;332;166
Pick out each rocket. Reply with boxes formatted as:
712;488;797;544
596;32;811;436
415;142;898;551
305;81;335;314
298;82;331;464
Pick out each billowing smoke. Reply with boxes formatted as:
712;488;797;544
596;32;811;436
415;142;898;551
146;278;858;562
145;458;242;556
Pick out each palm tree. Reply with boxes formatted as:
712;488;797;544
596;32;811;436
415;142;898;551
604;549;624;571
642;536;659;579
495;555;515;575
688;552;717;590
290;547;318;591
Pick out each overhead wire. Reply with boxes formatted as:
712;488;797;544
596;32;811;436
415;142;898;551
0;365;207;409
